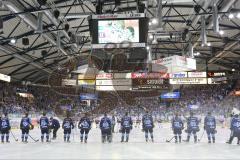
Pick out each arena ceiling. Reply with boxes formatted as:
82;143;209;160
0;0;240;82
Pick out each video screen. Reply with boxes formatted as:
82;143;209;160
98;19;139;43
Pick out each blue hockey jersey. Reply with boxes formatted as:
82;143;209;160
142;114;154;129
231;117;240;132
39;116;49;129
172;117;184;130
62;118;74;130
204;116;216;130
100;117;111;130
121;116;133;128
78;117;91;129
187;116;199;130
20;117;32;129
0;117;10;130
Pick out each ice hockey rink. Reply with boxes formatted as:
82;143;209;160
1;123;239;160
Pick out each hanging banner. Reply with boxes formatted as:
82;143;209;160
170;78;207;84
78;74;96;79
96;79;132;86
188;72;207;78
131;72;169;79
78;80;96;85
61;79;76;86
96;73;113;79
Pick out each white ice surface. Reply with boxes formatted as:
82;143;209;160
0;123;239;159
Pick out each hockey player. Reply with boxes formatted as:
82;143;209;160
227;114;240;144
204;112;216;143
20;112;33;143
100;113;112;143
142;111;154;142
78;113;91;143
0;113;11;143
62;112;74;142
50;117;60;140
120;112;133;142
186;112;200;143
111;115;116;133
39;112;50;142
171;113;184;143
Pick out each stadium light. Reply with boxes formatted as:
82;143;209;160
10;38;16;44
146;46;150;50
237;13;240;18
151;18;158;25
207;42;211;46
194;52;200;56
219;30;224;35
228;13;234;19
149;34;154;39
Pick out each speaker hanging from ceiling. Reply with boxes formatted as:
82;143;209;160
22;37;29;46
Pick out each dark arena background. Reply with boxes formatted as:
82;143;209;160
0;0;240;159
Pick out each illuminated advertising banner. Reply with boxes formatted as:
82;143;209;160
160;92;180;99
114;73;132;79
80;94;98;100
152;55;196;73
207;72;226;77
208;77;227;84
170;78;207;84
188;72;206;78
131;72;169;79
78;74;96;79
96;79;132;86
78;80;96;85
92;13;145;20
169;72;188;78
62;79;77;86
96;73;113;79
96;86;132;91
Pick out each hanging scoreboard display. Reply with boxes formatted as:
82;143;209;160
132;79;169;90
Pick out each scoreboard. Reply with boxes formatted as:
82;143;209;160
132;79;170;90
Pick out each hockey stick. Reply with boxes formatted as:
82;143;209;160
166;136;175;143
10;131;18;141
198;131;205;142
28;134;39;142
